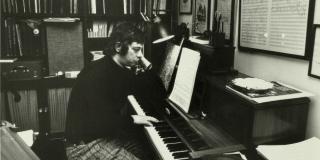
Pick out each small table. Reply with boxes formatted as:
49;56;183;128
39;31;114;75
204;72;311;158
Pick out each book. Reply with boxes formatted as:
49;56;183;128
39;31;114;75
108;0;124;15
168;47;201;113
257;137;320;160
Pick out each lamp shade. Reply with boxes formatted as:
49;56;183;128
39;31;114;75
152;16;174;44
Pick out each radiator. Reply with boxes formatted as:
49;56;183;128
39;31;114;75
7;90;39;132
48;88;72;133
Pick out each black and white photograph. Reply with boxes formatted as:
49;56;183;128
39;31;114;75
179;0;192;14
1;0;320;160
194;0;210;34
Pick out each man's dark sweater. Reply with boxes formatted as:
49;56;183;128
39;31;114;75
65;54;167;144
65;55;139;144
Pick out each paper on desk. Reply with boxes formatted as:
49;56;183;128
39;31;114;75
17;130;34;147
257;137;320;160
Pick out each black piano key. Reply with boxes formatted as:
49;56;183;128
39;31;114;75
158;131;177;138
154;125;172;132
163;137;181;143
172;151;189;159
152;121;168;127
166;143;188;152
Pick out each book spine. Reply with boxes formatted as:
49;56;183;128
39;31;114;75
15;24;23;57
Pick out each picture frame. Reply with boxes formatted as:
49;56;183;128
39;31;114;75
213;0;235;45
308;25;320;79
179;0;192;14
238;0;315;59
194;0;210;34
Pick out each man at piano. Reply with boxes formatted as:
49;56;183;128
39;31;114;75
65;22;165;160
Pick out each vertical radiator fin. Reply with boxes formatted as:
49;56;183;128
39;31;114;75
7;90;39;132
48;88;71;133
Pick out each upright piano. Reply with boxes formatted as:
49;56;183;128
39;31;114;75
127;42;310;160
128;95;246;160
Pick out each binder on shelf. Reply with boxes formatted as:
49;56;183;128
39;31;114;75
1;18;44;58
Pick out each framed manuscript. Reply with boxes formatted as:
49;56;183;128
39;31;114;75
239;0;315;59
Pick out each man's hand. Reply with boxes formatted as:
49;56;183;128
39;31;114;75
131;115;159;126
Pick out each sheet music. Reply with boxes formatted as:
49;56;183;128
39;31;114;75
168;48;200;113
311;27;320;76
240;0;310;56
314;0;320;24
158;43;181;91
17;130;34;147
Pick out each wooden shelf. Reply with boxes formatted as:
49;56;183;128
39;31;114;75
2;13;83;19
2;77;76;90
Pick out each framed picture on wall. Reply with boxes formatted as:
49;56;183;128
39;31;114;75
194;0;210;34
214;0;235;44
180;0;192;14
308;25;320;79
238;0;314;59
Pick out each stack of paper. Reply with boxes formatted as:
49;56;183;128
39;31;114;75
257;137;320;160
17;130;34;147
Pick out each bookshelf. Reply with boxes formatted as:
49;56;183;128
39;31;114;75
1;0;174;137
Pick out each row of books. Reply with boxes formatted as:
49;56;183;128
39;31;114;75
87;20;109;38
87;20;145;38
1;0;168;15
87;0;147;15
1;18;44;58
1;0;82;15
152;0;167;14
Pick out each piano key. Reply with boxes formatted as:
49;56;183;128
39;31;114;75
153;121;169;127
154;126;172;132
163;137;181;143
158;130;177;137
172;151;189;159
167;143;188;152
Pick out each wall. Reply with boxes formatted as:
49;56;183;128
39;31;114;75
178;0;320;138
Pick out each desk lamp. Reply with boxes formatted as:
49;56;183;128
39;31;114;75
140;12;174;44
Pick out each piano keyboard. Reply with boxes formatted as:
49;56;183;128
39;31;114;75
128;95;190;160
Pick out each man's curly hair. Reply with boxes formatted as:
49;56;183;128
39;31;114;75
104;22;145;56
